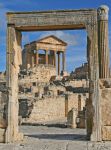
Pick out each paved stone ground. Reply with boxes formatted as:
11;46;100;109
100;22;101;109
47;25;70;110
0;125;111;150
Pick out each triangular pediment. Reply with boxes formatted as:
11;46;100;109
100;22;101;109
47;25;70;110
36;35;67;46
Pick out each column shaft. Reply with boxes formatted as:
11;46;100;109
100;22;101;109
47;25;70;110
98;6;110;78
36;50;38;65
31;52;34;67
58;52;60;75
54;51;56;67
62;51;66;71
27;50;30;69
45;50;48;64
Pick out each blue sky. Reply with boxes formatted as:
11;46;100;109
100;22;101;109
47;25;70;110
0;0;111;72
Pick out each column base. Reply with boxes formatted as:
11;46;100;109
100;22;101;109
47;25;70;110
5;128;24;143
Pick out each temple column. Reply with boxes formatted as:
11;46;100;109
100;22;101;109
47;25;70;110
35;50;38;65
54;51;56;67
29;50;32;68
30;52;32;67
26;49;28;69
78;95;81;112
98;5;110;78
45;50;48;64
57;52;60;75
52;51;55;65
62;51;66;71
50;50;53;65
27;50;30;69
31;52;34;67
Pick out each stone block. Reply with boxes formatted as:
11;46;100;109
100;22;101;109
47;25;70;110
0;128;5;142
102;126;111;141
101;88;111;126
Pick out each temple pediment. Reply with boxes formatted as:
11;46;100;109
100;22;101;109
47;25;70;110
36;35;67;46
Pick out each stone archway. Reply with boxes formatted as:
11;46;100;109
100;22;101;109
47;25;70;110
5;5;110;142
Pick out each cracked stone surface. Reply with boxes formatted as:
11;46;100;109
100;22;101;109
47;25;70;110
0;125;111;150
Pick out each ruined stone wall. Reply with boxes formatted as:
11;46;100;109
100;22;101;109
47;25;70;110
67;94;86;112
21;92;86;123
0;73;6;85
67;80;89;88
0;92;7;128
19;65;56;83
25;96;66;123
0;91;7;142
71;63;88;79
46;85;66;97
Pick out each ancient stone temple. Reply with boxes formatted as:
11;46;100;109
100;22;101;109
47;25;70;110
22;35;67;75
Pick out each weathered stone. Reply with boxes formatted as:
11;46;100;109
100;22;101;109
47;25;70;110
19;65;56;83
99;79;111;140
98;5;110;78
67;108;78;128
102;126;111;141
0;128;5;143
101;88;111;126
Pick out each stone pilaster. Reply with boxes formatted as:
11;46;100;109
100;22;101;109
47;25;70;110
98;5;110;78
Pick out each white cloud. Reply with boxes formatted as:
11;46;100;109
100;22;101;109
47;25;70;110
40;31;78;46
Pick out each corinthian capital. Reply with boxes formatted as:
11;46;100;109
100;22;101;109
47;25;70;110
97;5;109;21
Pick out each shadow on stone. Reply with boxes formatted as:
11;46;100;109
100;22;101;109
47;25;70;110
26;133;87;141
22;123;67;128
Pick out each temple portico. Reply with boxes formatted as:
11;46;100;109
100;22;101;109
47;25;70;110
22;35;67;75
